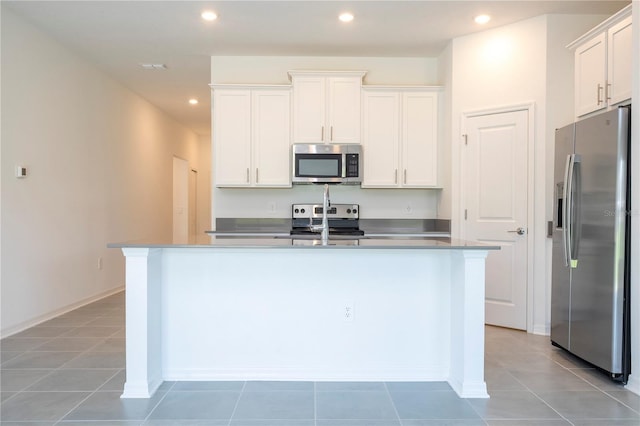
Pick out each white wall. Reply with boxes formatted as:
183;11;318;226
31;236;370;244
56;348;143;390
210;56;443;225
450;14;608;334
0;8;201;336
437;44;453;220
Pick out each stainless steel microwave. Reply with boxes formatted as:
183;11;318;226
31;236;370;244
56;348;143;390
292;144;362;185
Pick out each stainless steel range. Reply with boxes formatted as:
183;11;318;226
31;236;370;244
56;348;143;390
290;203;364;236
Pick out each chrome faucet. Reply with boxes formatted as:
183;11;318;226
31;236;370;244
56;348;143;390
309;184;330;245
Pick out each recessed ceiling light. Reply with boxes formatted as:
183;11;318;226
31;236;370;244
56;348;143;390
188;99;199;105
474;14;491;25
201;10;218;21
339;12;354;23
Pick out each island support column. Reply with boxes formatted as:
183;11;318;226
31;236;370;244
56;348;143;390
120;247;163;398
449;249;490;398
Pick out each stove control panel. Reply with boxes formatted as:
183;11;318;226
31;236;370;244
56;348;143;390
292;204;359;220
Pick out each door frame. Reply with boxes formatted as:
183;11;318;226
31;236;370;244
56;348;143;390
460;102;535;332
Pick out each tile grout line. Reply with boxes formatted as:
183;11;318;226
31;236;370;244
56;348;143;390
226;380;247;426
545;351;640;415
141;380;177;424
501;365;580;426
382;382;403;426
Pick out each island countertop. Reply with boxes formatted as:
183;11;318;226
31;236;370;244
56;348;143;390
108;235;500;250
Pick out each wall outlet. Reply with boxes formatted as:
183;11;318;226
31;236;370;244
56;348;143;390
343;303;354;322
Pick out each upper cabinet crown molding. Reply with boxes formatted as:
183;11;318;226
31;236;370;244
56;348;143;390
362;85;444;91
566;4;631;50
210;84;292;90
287;70;367;80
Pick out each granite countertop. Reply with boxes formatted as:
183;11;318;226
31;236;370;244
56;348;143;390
108;234;500;250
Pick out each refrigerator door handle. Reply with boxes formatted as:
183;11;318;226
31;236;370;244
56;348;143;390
571;155;582;265
562;154;572;267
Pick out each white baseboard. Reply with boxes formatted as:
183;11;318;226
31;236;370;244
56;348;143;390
1;285;124;338
531;323;550;336
163;367;446;382
625;373;640;396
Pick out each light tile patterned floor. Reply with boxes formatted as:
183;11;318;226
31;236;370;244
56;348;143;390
1;291;638;425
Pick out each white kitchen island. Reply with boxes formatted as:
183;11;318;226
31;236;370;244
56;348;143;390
109;236;499;399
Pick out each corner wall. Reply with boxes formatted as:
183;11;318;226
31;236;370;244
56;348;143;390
450;14;608;334
0;8;201;336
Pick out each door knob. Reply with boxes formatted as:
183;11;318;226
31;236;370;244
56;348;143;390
508;227;526;235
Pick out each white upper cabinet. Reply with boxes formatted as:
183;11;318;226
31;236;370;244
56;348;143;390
606;15;632;106
571;5;632;117
289;71;366;144
212;86;291;188
362;87;440;188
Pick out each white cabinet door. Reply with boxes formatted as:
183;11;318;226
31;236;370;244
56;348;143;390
214;87;291;188
362;88;439;189
575;33;607;117
292;77;325;143
402;92;438;187
214;90;252;186
607;15;632;106
362;91;400;187
328;77;362;144
252;89;291;187
291;73;364;144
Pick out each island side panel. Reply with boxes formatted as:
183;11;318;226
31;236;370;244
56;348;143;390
449;249;490;398
160;247;451;382
121;247;163;398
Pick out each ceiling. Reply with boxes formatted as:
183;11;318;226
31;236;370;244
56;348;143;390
3;1;630;136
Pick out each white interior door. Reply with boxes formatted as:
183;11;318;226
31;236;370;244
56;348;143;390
173;157;189;244
463;109;529;330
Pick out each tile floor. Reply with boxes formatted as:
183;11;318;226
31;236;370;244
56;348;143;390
0;291;639;425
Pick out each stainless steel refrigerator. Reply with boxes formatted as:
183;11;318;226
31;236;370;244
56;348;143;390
551;106;631;383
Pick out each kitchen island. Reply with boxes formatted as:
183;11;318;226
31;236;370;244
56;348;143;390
109;236;499;399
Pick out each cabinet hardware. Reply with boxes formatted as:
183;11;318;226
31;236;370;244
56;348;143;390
321;126;324;141
330;126;334;141
597;84;603;105
463;134;468;145
246;168;250;183
394;169;398;184
404;169;407;184
256;168;259;183
606;81;612;101
464;209;468;220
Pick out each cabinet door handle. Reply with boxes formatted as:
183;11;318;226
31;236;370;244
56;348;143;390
246;168;250;183
321;126;324;141
394;169;398;184
330;126;334;141
606;80;611;101
256;168;259;183
597;84;603;105
404;169;407;184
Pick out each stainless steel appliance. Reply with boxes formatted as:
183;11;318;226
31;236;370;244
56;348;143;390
551;106;631;383
290;203;364;236
292;143;361;184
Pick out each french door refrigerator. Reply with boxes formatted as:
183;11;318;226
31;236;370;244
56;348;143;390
551;106;631;383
